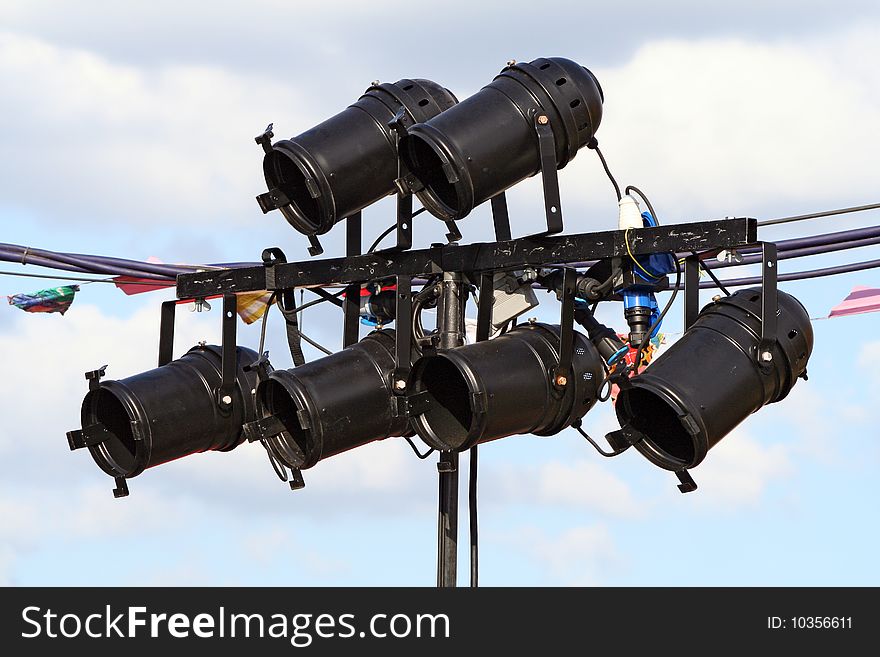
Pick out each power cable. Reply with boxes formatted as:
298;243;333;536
588;139;622;202
404;436;435;460
624;185;659;224
469;445;478;588
572;420;627;457
367;207;428;254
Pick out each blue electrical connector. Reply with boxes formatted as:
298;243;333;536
622;212;675;343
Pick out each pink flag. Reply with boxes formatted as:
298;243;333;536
828;286;880;318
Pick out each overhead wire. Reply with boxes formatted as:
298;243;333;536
758;202;880;227
0;270;172;286
685;257;880;290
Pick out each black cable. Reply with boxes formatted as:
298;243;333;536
692;252;731;296
258;291;278;356
572;420;627;457
296;288;346;313
588;139;622;202
404;436;434;460
310;287;345;307
631;253;682;374
624;185;660;224
469;445;478;588
299;331;333;356
367;207;428;254
758;202;880;227
254;290;292;483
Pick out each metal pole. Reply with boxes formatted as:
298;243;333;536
436;271;465;587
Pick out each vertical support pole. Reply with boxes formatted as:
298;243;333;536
468;271;494;589
218;293;237;411
158;300;176;367
553;268;576;385
476;272;494;342
392;274;412;389
684;254;700;330
489;193;512;242
534;114;563;235
343;212;362;348
389;107;414;252
758;242;778;369
436;271;466;588
396;193;414;251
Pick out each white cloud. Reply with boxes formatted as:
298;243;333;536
502;524;620;585
534;459;642;518
0;31;307;226
555;27;880;223
691;430;793;507
858;340;880;374
0;546;15;586
0;300;218;464
241;527;350;578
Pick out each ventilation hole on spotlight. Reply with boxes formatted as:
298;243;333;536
579;122;590;131
570;99;581;108
556;77;567;86
539;63;551;70
788;329;799;339
418;99;430;107
403;84;414;90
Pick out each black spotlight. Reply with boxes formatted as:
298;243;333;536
408;323;605;451
260;79;458;236
615;288;813;471
255;330;410;470
400;57;604;221
68;345;261;480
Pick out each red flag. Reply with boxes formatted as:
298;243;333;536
112;276;175;295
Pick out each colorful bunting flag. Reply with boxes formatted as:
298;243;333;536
236;290;274;324
8;285;80;315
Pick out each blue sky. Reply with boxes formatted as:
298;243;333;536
1;0;878;586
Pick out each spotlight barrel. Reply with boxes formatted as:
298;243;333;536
255;330;410;470
615;288;813;471
400;57;604;221
262;79;458;236
409;323;605;451
74;345;261;479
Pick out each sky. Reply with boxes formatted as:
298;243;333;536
1;0;879;586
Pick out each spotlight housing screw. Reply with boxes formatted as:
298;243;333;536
537;115;549;125
394;379;407;391
555;375;568;386
221;395;233;405
760;351;773;362
506;59;516;66
712;295;722;302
